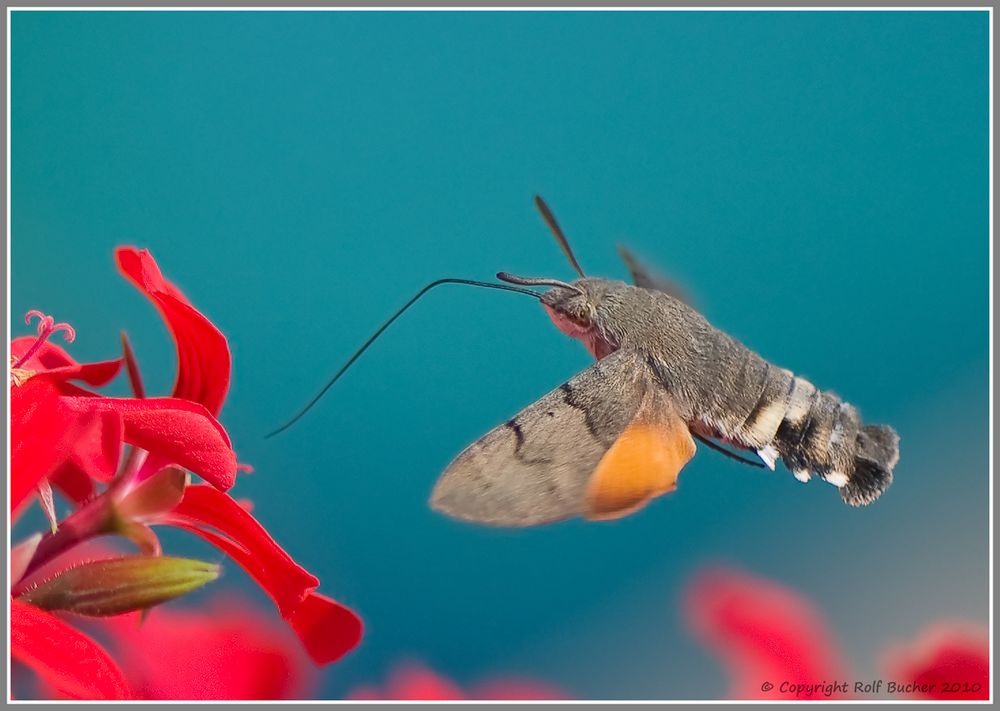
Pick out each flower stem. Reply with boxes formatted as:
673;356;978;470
15;495;118;588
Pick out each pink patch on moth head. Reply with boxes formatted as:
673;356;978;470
543;304;587;337
542;304;613;360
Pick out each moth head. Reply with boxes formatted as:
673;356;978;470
496;273;598;336
495;196;611;340
541;280;601;333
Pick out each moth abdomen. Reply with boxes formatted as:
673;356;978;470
772;386;899;506
654;319;899;506
733;362;795;449
841;424;899;506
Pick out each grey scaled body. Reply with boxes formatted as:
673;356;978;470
535;277;899;507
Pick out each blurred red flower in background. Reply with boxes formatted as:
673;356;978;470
684;566;989;701
348;662;569;700
10;248;362;700
11;598;131;700
684;566;848;700
882;623;991;701
158;483;362;665
99;596;319;700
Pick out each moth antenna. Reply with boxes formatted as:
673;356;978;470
534;195;586;278
265;278;540;438
693;434;766;468
496;272;584;294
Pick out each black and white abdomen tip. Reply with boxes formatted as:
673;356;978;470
767;377;899;506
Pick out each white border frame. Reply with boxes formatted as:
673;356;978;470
5;6;993;705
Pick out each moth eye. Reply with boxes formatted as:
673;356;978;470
574;306;594;325
561;311;585;327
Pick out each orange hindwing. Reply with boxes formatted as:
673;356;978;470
584;400;696;520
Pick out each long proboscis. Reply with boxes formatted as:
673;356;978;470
265;278;540;439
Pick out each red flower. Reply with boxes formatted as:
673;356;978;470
10;377;85;514
11;600;130;700
11;314;125;506
683;566;990;701
113;247;238;484
156;484;363;664
61;393;237;491
684;567;848;700
100;596;318;700
10;312;237;499
11;247;363;700
348;663;568;701
883;623;989;700
10;335;122;390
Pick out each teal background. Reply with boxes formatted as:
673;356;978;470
12;10;989;699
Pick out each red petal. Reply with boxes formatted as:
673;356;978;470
49;462;98;507
10;600;131;700
103;596;318;700
287;592;364;665
882;622;989;700
12;336;122;387
390;665;465;700
683;567;847;700
163;486;362;665
115;248;230;416
375;664;466;700
164;485;316;613
347;665;567;701
62;395;236;491
11;379;80;513
67;410;122;483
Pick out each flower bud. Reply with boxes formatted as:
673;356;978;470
18;556;219;617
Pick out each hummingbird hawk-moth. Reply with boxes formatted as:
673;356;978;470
271;196;900;527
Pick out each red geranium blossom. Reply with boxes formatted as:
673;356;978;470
99;595;319;700
11;324;122;389
11;599;131;700
683;566;989;701
10;247;362;700
10;377;89;514
153;483;362;665
10;308;237;499
684;567;848;700
8;335;122;506
348;662;568;700
882;623;990;700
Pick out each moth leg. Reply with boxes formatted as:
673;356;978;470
584;392;696;521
